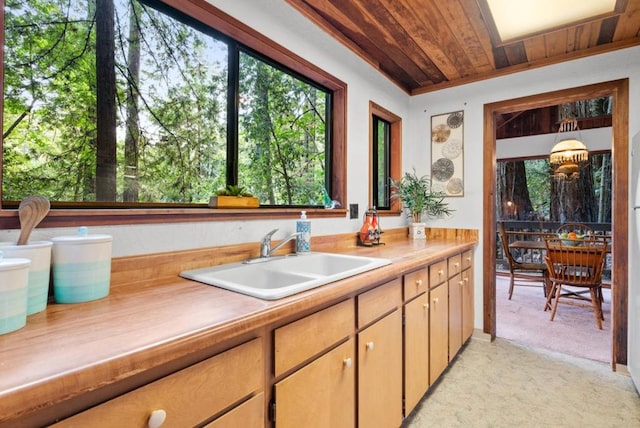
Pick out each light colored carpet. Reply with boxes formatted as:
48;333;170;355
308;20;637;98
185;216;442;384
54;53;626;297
496;275;611;363
404;338;640;428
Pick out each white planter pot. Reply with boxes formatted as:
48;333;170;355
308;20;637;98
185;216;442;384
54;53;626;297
409;223;426;240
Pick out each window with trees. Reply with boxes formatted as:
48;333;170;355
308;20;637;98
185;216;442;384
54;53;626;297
369;101;401;213
2;0;333;208
372;115;390;209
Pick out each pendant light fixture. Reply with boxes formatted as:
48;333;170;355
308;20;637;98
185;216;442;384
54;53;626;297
550;118;588;180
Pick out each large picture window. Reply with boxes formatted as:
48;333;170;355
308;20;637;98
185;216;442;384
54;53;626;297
2;0;331;208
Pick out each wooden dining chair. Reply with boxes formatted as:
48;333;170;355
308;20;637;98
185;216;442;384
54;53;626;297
543;237;607;329
497;221;550;301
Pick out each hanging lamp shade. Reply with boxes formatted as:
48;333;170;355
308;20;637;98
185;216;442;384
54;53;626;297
550;138;589;165
549;118;588;180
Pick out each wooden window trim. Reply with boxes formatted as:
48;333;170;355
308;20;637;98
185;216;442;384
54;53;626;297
0;0;348;228
369;101;402;216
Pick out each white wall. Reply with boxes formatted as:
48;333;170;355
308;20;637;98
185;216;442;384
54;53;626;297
407;45;640;377
497;127;612;159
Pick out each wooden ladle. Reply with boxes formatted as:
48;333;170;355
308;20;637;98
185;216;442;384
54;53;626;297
17;196;50;245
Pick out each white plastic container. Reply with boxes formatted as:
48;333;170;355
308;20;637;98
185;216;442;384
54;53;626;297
0;241;52;315
0;251;31;335
52;227;112;304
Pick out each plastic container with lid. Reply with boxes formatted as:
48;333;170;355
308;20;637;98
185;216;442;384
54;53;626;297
0;251;31;335
52;227;113;304
0;241;52;315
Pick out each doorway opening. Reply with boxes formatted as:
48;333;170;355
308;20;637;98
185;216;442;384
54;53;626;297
482;79;629;369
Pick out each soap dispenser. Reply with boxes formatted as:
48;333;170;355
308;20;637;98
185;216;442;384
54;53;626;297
296;211;311;253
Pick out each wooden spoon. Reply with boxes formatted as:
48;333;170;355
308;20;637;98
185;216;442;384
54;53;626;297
17;196;50;245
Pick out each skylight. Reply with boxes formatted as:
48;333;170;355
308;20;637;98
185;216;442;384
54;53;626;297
486;0;617;42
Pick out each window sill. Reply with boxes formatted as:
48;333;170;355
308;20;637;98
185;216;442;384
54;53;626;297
0;207;348;229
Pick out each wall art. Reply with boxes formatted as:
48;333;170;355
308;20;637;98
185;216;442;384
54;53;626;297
430;110;464;196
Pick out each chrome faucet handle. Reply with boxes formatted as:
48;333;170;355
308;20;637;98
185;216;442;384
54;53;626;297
260;228;279;257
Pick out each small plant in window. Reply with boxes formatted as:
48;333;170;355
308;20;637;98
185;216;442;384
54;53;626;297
215;185;254;197
209;185;259;208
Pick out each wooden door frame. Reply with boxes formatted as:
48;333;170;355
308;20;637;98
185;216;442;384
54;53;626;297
482;79;629;368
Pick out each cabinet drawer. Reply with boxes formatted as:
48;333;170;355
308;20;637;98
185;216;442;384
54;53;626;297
358;278;402;328
204;392;264;428
448;254;462;278
462;250;473;270
429;260;447;288
404;268;428;301
275;299;354;377
53;338;263;428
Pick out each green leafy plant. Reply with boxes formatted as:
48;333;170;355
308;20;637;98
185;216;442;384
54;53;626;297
390;169;453;223
215;185;254;197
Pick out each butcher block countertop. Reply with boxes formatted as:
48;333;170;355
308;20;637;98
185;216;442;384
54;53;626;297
0;230;476;426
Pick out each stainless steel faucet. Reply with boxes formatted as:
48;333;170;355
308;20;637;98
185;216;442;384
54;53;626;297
260;228;301;257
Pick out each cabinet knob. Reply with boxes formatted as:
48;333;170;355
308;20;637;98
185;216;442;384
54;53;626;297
366;341;375;351
438;269;444;276
466;256;471;261
459;280;464;286
454;262;460;268
433;297;439;304
416;279;423;286
423;302;429;309
464;277;469;283
148;409;167;428
343;357;353;368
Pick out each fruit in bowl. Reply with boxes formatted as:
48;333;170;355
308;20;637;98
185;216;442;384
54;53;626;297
558;231;584;246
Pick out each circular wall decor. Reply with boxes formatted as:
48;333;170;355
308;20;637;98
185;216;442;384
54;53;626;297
447;111;463;128
446;177;463;195
431;158;454;181
442;138;462;159
431;124;451;143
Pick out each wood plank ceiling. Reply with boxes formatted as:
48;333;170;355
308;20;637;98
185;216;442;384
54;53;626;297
285;0;640;95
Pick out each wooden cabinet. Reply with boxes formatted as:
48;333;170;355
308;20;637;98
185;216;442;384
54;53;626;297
403;278;429;415
357;278;403;428
461;250;475;343
448;272;463;359
273;299;355;428
52;338;264;428
274;338;355;428
204;393;264;428
429;281;449;384
358;310;403;428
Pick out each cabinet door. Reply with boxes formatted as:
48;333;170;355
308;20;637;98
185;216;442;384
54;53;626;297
448;273;463;360
462;267;474;342
404;292;429;415
274;338;355;428
52;338;263;428
358;309;403;428
204;393;264;428
429;283;449;384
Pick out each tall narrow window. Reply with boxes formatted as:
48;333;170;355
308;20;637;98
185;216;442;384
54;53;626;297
372;115;390;209
369;102;401;213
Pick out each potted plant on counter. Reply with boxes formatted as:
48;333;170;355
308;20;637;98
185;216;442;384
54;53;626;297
390;169;453;239
209;185;259;208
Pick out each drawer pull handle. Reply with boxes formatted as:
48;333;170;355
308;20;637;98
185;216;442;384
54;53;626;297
454;262;460;267
416;279;423;286
466;257;471;261
433;297;439;304
366;341;375;351
343;357;353;368
148;409;167;428
438;269;444;276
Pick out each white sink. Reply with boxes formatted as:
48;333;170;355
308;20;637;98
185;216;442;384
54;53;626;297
180;252;391;300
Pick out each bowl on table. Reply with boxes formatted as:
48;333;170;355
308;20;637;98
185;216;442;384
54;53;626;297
558;233;585;246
